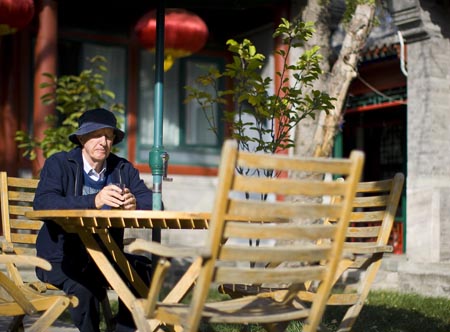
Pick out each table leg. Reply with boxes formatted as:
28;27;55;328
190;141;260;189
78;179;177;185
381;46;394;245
81;232;170;332
78;231;138;311
82;231;202;332
96;230;149;297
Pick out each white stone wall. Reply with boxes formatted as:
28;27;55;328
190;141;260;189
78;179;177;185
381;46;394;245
406;38;450;263
125;174;217;248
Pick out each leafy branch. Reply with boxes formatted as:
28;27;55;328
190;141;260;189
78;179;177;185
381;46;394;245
185;18;335;163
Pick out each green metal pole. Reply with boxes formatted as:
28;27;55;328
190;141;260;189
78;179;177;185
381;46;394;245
150;1;165;211
149;1;166;243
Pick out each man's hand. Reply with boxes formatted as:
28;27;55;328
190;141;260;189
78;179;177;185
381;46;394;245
121;188;137;210
95;184;136;210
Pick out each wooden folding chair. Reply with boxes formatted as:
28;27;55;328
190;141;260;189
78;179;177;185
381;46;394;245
0;254;78;332
220;173;405;332
297;173;405;332
0;171;114;331
128;139;365;332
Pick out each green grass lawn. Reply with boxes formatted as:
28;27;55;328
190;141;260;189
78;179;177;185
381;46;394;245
198;290;450;332
322;290;450;332
62;289;450;332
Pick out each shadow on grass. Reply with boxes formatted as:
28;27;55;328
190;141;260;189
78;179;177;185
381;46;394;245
203;305;450;332
323;303;450;332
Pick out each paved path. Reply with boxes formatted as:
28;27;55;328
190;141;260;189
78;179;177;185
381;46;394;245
0;281;118;332
0;292;118;332
0;315;79;331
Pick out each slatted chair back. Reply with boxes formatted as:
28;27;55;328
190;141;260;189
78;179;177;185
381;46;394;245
300;173;405;332
0;172;42;285
343;173;404;248
129;139;365;332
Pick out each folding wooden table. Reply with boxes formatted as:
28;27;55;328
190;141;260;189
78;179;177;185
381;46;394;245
25;210;210;329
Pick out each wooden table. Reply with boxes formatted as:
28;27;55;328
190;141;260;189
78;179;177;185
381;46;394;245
25;209;210;327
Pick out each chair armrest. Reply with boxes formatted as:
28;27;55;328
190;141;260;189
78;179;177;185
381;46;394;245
0;271;38;315
128;238;209;259
344;244;393;255
1;240;15;253
0;254;52;271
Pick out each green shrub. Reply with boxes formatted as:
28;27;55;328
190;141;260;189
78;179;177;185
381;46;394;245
15;56;124;161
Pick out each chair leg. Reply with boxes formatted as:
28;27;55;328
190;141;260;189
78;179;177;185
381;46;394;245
28;296;72;332
336;294;367;332
337;258;383;332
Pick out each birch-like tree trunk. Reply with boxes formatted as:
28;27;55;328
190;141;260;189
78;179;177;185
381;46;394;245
293;1;376;158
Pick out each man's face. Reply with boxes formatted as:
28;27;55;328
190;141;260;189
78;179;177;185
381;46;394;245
79;128;115;164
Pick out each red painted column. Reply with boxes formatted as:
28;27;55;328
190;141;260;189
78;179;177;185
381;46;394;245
32;0;57;174
0;36;16;174
274;4;289;156
273;3;290;202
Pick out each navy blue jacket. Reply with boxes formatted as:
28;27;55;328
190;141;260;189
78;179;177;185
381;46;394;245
34;147;153;266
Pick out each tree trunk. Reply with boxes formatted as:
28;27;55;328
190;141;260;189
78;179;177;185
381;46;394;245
293;1;376;158
314;3;376;157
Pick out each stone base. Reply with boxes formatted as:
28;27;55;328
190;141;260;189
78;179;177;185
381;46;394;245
371;254;450;299
397;261;450;299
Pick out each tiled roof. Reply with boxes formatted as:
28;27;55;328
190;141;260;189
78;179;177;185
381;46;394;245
361;43;400;61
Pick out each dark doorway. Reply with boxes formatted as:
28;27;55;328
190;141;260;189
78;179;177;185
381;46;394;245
342;105;406;182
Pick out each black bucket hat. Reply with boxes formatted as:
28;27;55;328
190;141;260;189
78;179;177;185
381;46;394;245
68;108;125;146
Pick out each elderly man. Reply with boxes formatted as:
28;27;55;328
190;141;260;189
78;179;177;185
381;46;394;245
34;108;153;332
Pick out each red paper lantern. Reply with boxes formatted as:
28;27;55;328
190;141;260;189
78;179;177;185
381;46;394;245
0;0;34;36
135;8;208;71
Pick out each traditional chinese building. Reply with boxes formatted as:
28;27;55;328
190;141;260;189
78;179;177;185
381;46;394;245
1;0;449;297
